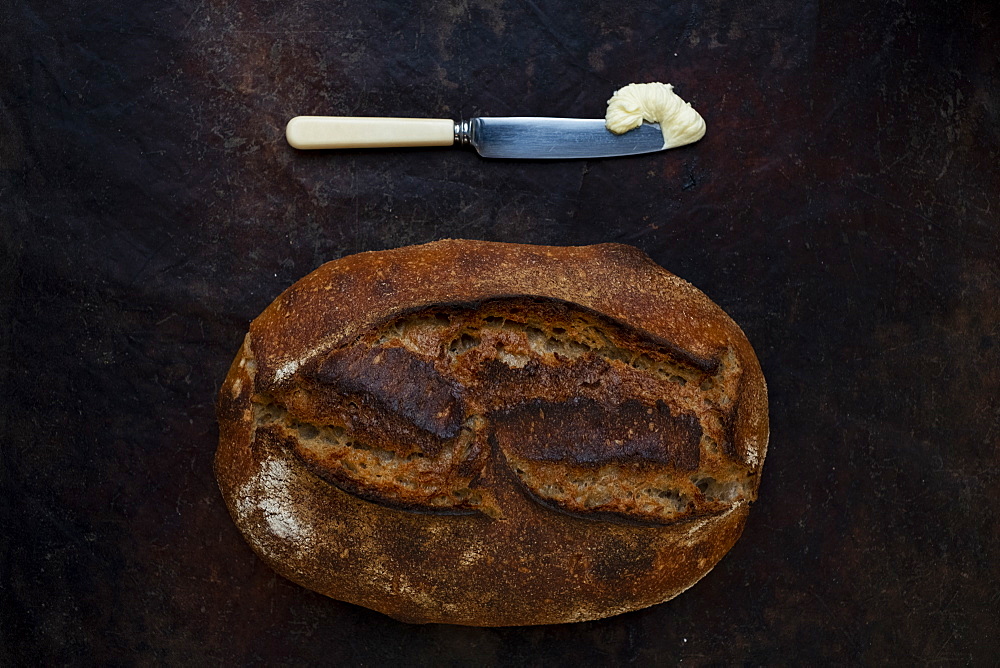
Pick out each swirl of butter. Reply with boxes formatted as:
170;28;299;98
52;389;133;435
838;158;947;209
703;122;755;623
605;82;706;149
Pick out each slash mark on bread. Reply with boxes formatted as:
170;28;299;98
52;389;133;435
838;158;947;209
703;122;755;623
251;296;749;525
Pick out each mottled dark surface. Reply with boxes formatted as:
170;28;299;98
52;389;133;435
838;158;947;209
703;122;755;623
2;0;998;664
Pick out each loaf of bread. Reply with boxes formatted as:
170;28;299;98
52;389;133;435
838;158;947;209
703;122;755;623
215;239;768;626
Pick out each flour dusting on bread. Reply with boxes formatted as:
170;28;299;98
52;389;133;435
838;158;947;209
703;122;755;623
236;456;315;548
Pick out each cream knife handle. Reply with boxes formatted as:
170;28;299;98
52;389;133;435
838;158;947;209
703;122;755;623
285;116;455;149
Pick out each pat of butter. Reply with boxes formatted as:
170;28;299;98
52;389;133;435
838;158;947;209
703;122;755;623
605;83;706;149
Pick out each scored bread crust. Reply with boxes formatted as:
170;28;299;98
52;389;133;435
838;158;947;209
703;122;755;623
215;239;768;626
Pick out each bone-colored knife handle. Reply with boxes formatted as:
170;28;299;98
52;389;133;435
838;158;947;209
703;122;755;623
285;116;455;149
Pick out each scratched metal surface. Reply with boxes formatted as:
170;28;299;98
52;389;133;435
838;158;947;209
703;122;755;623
2;0;998;663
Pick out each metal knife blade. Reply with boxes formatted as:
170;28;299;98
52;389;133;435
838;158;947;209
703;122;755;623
462;117;666;159
285;116;671;159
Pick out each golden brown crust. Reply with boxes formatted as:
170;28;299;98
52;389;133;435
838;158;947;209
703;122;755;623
215;239;768;626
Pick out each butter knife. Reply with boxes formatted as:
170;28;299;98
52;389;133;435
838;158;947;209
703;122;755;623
285;116;672;159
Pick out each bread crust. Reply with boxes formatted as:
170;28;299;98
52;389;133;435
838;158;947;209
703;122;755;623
215;239;768;626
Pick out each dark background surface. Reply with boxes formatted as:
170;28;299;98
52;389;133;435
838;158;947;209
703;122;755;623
2;0;998;664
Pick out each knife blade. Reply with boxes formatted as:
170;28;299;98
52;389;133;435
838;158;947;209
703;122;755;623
285;116;670;159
